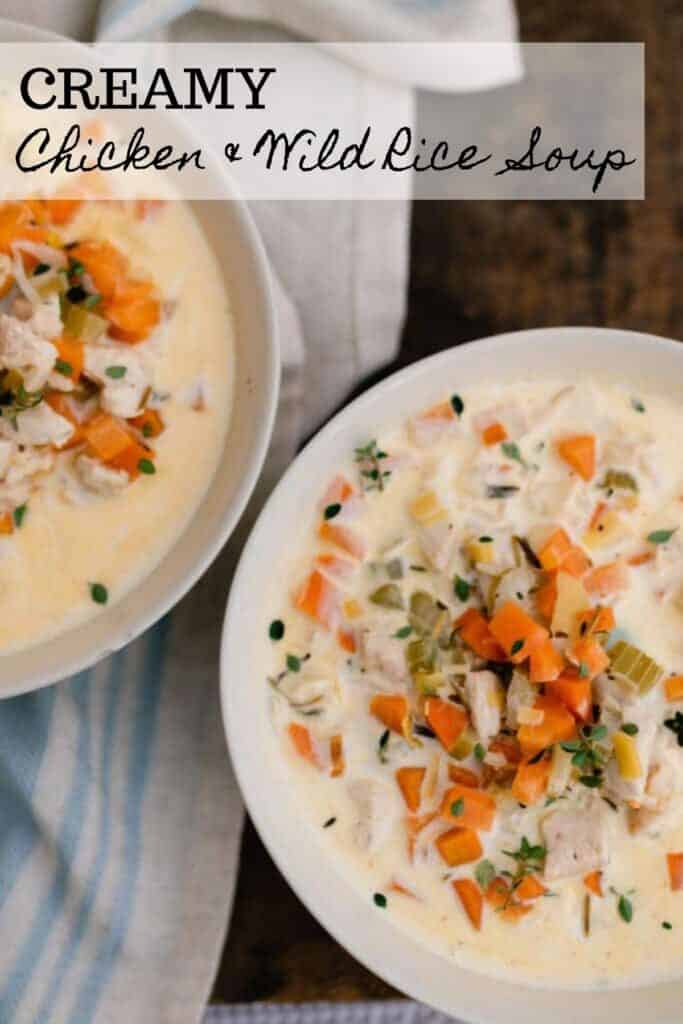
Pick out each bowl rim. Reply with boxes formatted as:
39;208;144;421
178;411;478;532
221;326;683;1021
0;18;280;695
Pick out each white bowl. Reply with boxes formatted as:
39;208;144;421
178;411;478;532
222;327;683;1023
0;20;279;695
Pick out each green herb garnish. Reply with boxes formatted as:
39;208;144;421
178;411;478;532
662;921;673;930
286;654;301;673
269;619;285;641
510;639;524;656
501;441;525;466
378;728;390;763
13;504;27;528
105;365;127;380
373;892;387;908
474;743;486;761
450;797;465;817
393;625;413;639
664;711;683;747
90;582;108;605
354;440;391;493
454;576;471;602
323;817;337;829
55;359;73;377
475;859;496;890
138;458;156;475
486;484;520;499
631;397;645;413
450;394;464;417
647;528;677;545
621;722;639;736
561;725;608;788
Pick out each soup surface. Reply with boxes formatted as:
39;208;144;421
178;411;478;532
0;198;233;651
266;377;683;989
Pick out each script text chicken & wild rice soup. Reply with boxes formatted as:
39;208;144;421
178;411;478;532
0;196;233;651
266;377;683;988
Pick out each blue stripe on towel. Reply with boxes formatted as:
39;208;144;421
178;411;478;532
68;616;171;1024
34;654;127;1024
99;0;197;37
0;687;56;913
0;673;92;1021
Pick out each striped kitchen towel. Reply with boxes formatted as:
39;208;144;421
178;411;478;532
0;1;519;1023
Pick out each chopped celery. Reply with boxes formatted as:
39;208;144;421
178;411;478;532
600;469;638;493
608;640;664;693
406;636;437;673
369;583;404;610
413;669;444;696
409;590;441;634
385;557;404;580
61;298;107;342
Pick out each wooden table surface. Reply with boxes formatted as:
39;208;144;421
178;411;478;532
212;0;681;1003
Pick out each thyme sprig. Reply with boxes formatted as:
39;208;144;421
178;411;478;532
354;440;391;492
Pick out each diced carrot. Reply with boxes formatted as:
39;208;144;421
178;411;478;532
545;670;592;722
54;334;84;382
535;573;558;622
561;545;592;577
295;569;339;632
287;722;319;767
556;434;596;482
0;512;13;535
45;392;86;450
537;528;590;577
69;240;128;299
537;528;573;571
0;202;47;255
665;676;683;702
584;560;629;598
517;696;576;757
511;755;552;805
448;765;480;788
667;852;683;892
108;437;154;479
84;413;135;462
318;521;366;560
0;272;13;299
329;734;344;777
584;870;603;897
435;827;483;867
528;637;564;683
370;694;411;737
337;627;356;653
421;400;455;421
489;601;548;663
628;550;655;567
425;698;468;754
130;408;164;439
577;606;616;636
43;198;83;225
568;635;610;680
482;421;508;446
395;766;425;812
516;875;547;902
440;785;496;831
485;877;532;922
453;878;483;930
105;278;160;343
322;474;355;505
455;608;506;662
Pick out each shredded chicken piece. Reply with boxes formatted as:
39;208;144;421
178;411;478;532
75;454;129;497
542;801;609;881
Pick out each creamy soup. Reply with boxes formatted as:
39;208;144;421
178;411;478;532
266;377;683;989
0;198;232;651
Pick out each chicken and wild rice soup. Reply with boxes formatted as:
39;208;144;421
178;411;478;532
0;197;232;651
267;378;683;988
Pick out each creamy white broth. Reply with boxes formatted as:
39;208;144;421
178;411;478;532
267;377;683;989
0;200;233;651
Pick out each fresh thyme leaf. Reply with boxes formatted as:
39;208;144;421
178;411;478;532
323;816;337;829
579;661;589;678
631;396;645;413
647;528;677;545
473;743;486;761
621;722;639;736
324;502;342;520
501;441;525;466
105;365;127;379
286;654;301;673
486;484;520;499
393;625;413;639
269;619;285;641
450;797;465;817
138;458;156;475
662;921;673;930
510;639;524;656
354;440;391;492
478;536;493;543
450;394;464;417
378;728;390;763
579;774;603;788
475;859;496;890
664;711;683;746
373;892;387;908
454;576;471;602
33;262;50;276
89;582;108;605
617;893;633;923
13;504;27;528
55;359;73;377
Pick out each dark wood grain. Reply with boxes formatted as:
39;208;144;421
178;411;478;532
212;0;682;1003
